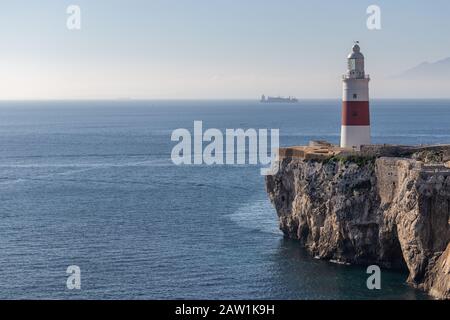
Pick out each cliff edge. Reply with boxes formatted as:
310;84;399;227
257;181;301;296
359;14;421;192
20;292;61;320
266;143;450;299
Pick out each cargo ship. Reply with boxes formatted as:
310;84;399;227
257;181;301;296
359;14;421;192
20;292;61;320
260;95;298;103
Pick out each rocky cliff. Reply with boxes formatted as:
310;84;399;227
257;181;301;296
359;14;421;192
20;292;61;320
266;145;450;299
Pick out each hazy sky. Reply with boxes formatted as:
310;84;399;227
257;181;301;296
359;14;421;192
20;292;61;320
1;0;449;99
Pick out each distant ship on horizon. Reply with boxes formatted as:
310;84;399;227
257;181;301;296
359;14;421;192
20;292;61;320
260;94;299;103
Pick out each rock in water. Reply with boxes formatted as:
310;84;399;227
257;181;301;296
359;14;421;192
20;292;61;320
266;145;450;299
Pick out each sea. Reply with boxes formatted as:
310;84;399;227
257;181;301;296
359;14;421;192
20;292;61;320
0;99;448;300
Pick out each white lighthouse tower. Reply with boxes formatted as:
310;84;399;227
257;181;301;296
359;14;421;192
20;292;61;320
340;42;371;150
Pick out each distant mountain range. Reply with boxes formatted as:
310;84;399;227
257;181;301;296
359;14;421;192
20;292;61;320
393;57;450;80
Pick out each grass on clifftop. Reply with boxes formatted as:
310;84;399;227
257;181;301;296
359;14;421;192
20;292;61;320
323;154;376;167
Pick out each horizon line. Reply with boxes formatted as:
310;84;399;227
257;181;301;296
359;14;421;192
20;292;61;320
1;97;450;102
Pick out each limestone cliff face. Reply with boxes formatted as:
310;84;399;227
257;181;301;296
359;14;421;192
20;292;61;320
266;154;450;299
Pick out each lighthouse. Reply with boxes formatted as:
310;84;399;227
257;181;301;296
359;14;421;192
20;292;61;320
340;42;371;150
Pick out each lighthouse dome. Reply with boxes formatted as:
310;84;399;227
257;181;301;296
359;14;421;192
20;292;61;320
348;44;364;59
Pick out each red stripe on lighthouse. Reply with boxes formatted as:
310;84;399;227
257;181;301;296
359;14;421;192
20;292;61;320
341;101;370;126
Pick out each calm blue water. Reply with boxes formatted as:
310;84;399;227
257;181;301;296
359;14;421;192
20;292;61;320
0;99;448;300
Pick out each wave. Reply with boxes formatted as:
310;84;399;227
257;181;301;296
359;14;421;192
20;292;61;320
0;159;168;169
226;199;282;235
0;159;168;185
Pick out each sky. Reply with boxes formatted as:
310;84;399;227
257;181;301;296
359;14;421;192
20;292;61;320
0;0;449;99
